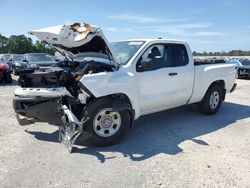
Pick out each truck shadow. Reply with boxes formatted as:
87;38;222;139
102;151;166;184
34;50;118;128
25;102;250;163
74;102;250;162
25;129;59;143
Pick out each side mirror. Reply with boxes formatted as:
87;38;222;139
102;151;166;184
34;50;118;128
137;59;154;72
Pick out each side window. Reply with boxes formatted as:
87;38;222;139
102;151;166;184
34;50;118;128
137;44;173;72
140;45;164;61
172;44;189;67
136;43;188;72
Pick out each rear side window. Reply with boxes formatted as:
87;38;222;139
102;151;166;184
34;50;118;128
172;44;189;67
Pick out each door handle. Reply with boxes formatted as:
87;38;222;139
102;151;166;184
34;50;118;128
168;72;178;76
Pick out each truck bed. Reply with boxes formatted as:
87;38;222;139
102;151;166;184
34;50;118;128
188;63;236;104
194;58;227;65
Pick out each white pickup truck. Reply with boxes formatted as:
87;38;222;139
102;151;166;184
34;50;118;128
13;23;237;152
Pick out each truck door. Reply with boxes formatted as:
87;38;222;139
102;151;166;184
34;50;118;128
135;43;194;114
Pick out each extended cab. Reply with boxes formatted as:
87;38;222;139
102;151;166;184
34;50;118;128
13;23;237;152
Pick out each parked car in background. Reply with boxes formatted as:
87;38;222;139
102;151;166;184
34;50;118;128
49;55;62;62
8;54;23;74
13;53;56;74
0;54;11;62
238;58;250;78
0;60;12;83
228;58;250;78
227;58;241;66
0;54;13;69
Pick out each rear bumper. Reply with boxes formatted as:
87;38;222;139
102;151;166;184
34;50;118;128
230;83;237;93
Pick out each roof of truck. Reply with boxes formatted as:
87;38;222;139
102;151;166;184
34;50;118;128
113;38;187;44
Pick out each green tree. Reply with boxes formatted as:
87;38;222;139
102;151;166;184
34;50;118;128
5;35;34;54
0;34;55;55
34;41;55;55
0;34;9;53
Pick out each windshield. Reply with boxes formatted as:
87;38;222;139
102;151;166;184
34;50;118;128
239;59;250;66
228;59;242;66
12;55;23;61
26;54;54;62
110;41;144;65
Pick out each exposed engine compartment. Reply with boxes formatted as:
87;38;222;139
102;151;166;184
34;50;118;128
14;59;117;126
13;22;122;152
18;60;117;97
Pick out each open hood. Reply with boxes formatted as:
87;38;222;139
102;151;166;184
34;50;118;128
29;23;118;66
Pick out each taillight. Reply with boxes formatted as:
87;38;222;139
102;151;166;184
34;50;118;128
0;63;8;70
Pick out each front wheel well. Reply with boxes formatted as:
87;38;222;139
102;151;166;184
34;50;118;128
87;93;135;128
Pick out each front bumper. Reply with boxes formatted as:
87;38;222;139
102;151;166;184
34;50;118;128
14;67;34;75
13;96;62;125
13;86;87;152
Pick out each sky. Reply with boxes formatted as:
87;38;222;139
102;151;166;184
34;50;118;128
0;0;250;52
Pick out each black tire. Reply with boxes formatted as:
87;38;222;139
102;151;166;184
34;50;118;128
82;97;131;147
199;85;223;115
5;72;12;84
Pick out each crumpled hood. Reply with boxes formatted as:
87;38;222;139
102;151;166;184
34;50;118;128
29;23;118;66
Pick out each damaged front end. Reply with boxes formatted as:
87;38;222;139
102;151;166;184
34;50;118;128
59;104;88;153
13;22;119;152
14;95;62;126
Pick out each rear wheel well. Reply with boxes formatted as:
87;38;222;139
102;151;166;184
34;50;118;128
207;80;226;100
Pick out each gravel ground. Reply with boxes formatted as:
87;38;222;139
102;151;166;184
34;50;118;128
0;76;249;188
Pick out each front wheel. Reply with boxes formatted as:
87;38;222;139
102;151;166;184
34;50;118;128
82;98;131;147
199;85;223;115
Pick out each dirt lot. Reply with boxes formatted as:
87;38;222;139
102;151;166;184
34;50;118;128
0;76;249;188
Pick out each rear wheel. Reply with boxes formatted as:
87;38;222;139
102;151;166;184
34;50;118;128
199;85;223;115
82;98;131;146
